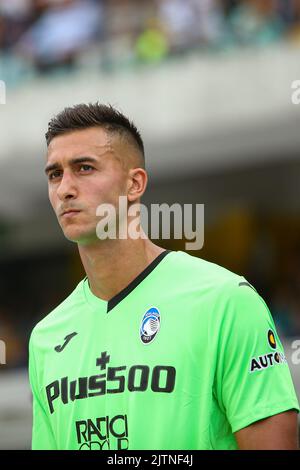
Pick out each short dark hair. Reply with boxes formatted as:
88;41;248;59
45;102;145;166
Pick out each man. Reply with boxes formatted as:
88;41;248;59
29;102;299;450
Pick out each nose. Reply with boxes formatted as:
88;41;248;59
56;170;78;201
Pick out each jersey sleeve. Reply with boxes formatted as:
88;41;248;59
29;335;57;450
213;280;300;434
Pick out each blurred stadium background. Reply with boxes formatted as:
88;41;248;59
0;0;300;449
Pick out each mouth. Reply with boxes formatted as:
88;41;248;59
60;209;81;218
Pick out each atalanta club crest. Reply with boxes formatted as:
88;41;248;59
140;307;161;344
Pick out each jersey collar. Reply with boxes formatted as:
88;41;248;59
83;250;172;313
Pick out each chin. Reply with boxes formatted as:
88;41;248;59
63;226;99;245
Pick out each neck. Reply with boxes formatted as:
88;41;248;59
78;237;166;301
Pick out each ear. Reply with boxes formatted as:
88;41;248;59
127;168;148;202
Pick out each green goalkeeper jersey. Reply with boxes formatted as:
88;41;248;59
29;250;299;450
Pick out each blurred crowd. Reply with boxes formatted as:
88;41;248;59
0;0;300;79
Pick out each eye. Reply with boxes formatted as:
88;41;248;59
79;164;94;172
48;170;62;181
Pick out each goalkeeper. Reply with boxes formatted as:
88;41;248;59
29;102;299;450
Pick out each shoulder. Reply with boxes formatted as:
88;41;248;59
167;251;269;321
166;250;246;290
29;278;86;349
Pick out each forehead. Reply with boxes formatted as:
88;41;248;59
46;127;113;162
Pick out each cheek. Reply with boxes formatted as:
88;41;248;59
88;176;125;203
48;187;57;209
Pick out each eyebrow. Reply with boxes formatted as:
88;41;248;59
44;156;98;175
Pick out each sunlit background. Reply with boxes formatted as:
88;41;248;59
0;0;300;449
